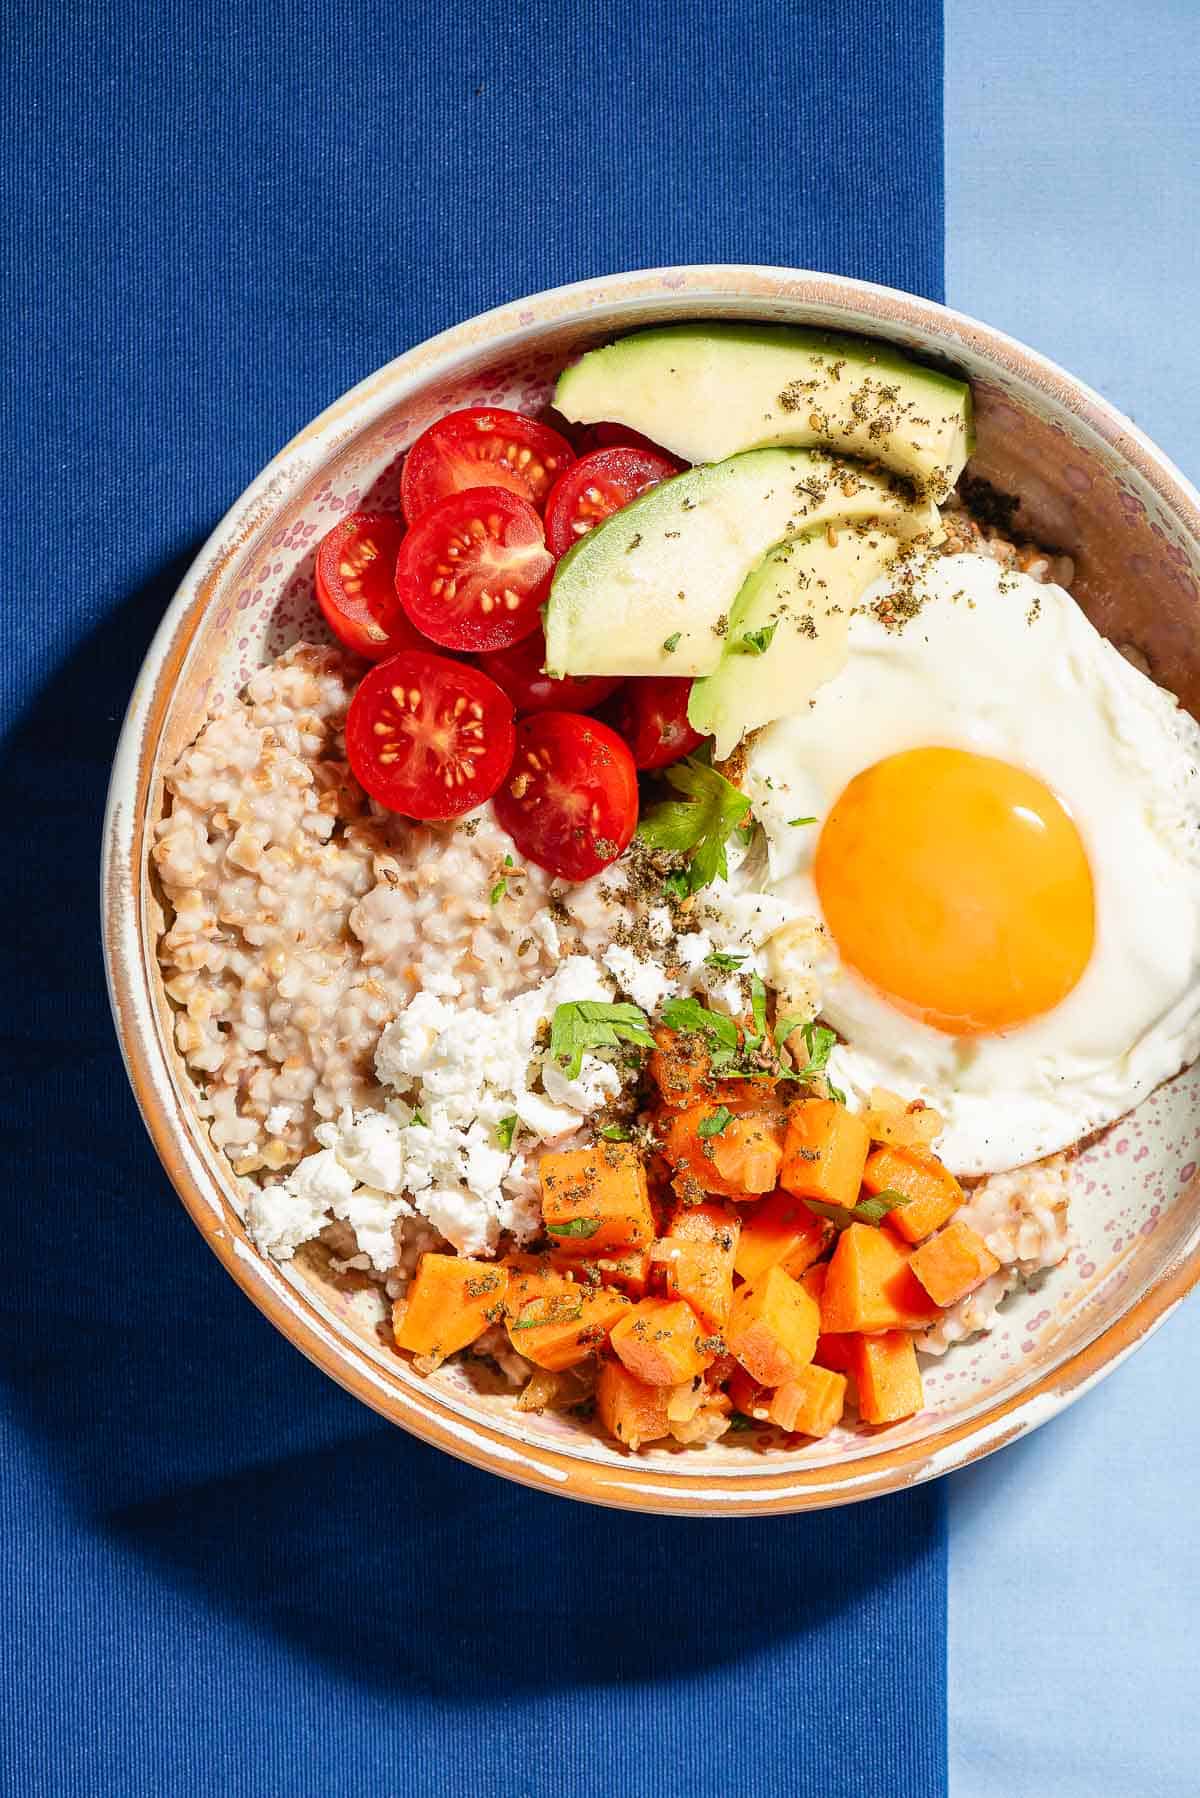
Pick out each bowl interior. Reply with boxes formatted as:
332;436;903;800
128;273;1200;1504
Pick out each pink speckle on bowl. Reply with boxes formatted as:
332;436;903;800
1064;465;1092;493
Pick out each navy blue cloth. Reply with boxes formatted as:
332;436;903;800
1;3;947;1793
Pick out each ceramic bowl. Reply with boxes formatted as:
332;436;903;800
103;265;1200;1514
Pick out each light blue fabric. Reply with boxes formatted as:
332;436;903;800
945;4;1200;1793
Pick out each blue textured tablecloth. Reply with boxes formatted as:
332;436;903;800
1;3;947;1794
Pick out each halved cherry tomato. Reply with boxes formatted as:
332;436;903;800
314;511;422;660
542;445;682;559
401;407;575;524
475;628;624;717
609;677;706;770
493;712;639;880
345;650;515;820
394;486;553;654
572;421;677;458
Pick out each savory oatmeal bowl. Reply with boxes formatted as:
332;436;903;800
104;267;1200;1513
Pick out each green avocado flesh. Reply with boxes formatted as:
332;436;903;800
543;448;936;680
554;323;973;501
688;527;917;760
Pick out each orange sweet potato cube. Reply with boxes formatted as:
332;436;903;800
734;1189;832;1283
854;1331;924;1425
863;1144;963;1244
820;1223;942;1333
596;1359;671;1450
504;1256;631;1370
726;1365;772;1421
609;1297;716;1386
654;1202;741;1330
663;1104;784;1199
549;1248;653;1298
393;1254;509;1361
910;1219;1000;1307
726;1265;820;1387
539;1142;655;1255
813;1331;858;1375
767;1363;847;1437
648;1025;713;1108
801;1262;828;1305
780;1098;871;1210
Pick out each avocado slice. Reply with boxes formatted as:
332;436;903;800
688;524;935;759
554;324;973;501
543;448;936;680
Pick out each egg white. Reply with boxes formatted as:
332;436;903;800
743;553;1200;1174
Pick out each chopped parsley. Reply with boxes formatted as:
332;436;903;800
736;622;777;656
802;1190;907;1229
408;1110;427;1128
662;632;682;654
697;1105;735;1138
703;950;748;973
489;878;507;905
597;1121;633;1142
545;1216;603;1240
789;815;817;826
748;972;768;1042
549;999;655;1079
659;995;740;1063
638;755;752;895
495;1114;518;1151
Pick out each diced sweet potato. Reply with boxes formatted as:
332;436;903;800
726;1265;819;1387
853;1331;924;1424
550;1247;652;1297
609;1297;716;1386
596;1358;671;1450
648;1025;713;1108
801;1262;828;1306
539;1142;655;1255
663;1103;784;1199
780;1098;871;1210
820;1223;942;1333
863;1144;963;1244
726;1365;771;1420
813;1331;857;1375
909;1219;1000;1307
767;1363;847;1437
504;1256;631;1370
393;1253;509;1361
734;1189;832;1283
654;1201;740;1329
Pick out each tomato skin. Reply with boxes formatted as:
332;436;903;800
572;421;677;458
609;677;706;770
401;407;575;523
394;486;553;654
314;511;422;660
542;445;682;559
345;650;516;820
493;712;639;881
475;629;624;717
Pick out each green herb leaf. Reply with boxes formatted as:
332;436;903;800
774;1012;814;1051
549;999;655;1079
504;854;514;866
408;1110;427;1128
737;622;777;656
662;868;691;901
662;632;681;654
728;1412;756;1432
489;877;507;905
697;1104;735;1138
495;1114;518;1151
789;815;817;826
545;1217;603;1239
749;973;768;1042
855;1188;907;1225
637;756;752;894
826;1079;848;1106
733;820;757;849
597;1122;633;1142
703;950;747;973
802;1191;906;1229
659;995;740;1060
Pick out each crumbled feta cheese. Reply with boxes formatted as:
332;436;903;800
316;1108;407;1193
514;1089;584;1142
245;1148;354;1259
332;1184;411;1272
419;1185;499;1257
602;941;677;1014
265;1103;294;1136
541;1054;621;1113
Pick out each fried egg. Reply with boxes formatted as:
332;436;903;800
743;553;1200;1174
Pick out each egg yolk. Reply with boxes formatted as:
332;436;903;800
814;747;1095;1036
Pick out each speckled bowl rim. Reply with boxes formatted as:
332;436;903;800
102;264;1200;1515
